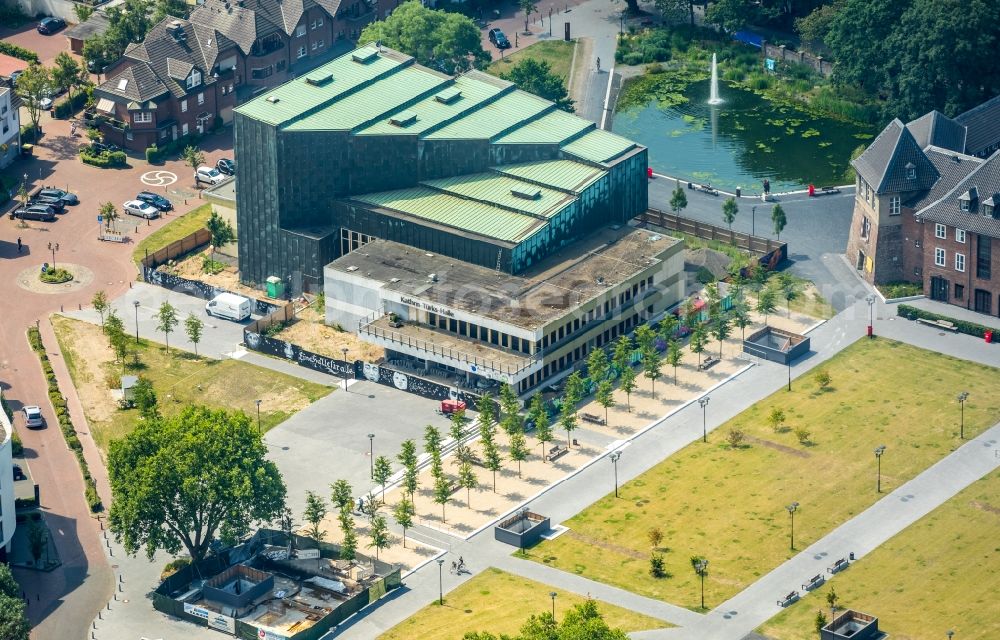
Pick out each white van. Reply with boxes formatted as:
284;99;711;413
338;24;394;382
206;293;252;321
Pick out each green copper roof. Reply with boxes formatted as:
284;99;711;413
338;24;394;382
561;129;637;164
425;89;553;140
422;173;574;219
352;187;543;243
496;160;605;193
495;108;593;145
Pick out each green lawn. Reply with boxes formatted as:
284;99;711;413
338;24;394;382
132;203;212;268
379;567;668;640
523;339;1000;609
758;470;1000;640
486;40;576;83
52;315;332;450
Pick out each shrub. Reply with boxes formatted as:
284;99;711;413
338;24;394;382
10;430;23;456
53;89;92;120
696;266;716;284
201;256;226;275
0;41;39;64
647;527;664;549
795;427;811;445
813;370;832;389
767;407;785;432
897;304;995;338
20;123;40;141
40;267;74;284
877;281;923;299
161;557;192;579
649;553;667;578
144;133;201;164
726;429;746;448
80;148;127;168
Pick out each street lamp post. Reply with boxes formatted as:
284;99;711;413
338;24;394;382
619;10;624;35
133;300;141;344
947;630;954;640
787;358;792;392
610;450;622;498
549;7;552;37
786;502;799;550
752;205;756;236
865;294;875;339
874;445;886;493
694;558;708;609
957;392;969;439
341;347;350;391
47;242;59;269
368;432;375;478
437;558;445;605
549;591;557;619
698;396;710;443
255;399;262;435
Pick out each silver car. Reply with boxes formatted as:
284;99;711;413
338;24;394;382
123;199;161;219
23;405;44;428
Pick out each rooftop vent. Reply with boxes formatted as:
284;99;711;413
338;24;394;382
389;277;401;283
511;186;542;200
352;47;378;64
435;88;462;104
265;95;280;103
346;265;358;272
389;111;417;127
428;273;438;282
305;72;333;86
167;21;186;42
117;78;129;91
425;252;434;257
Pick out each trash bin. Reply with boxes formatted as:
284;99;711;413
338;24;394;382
265;275;284;299
986;330;994;343
646;167;653;179
808;184;816;196
736;187;741;198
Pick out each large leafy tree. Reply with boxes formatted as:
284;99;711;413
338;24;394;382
359;1;489;75
500;58;574;112
83;0;152;73
15;64;51;143
706;0;757;32
52;52;85;103
825;0;910;93
206;211;235;263
0;563;29;640
108;406;286;563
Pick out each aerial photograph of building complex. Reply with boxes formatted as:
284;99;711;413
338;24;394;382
0;0;997;639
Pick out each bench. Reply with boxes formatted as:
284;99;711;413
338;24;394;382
699;356;719;371
777;590;799;607
916;317;958;332
813;186;841;196
696;183;720;196
581;412;606;425
827;558;849;574
546;445;569;462
802;574;825;591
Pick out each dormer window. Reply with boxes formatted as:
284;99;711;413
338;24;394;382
905;162;916;180
960;198;970;212
958;187;978;213
983;204;994;218
982;196;997;218
186;69;202;89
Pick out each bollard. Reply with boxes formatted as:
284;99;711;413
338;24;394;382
129;281;132;289
118;575;122;583
118;583;122;592
107;603;110;610
98;611;102;619
93;621;97;628
78;303;81;310
60;305;63;312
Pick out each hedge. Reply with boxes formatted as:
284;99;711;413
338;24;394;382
20;123;40;141
897;304;996;339
27;327;103;513
53;88;92;120
0;42;39;64
80;148;127;168
145;132;202;164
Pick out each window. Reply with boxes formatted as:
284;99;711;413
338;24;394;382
317;39;324;48
316;16;323;26
182;122;189;136
954;284;964;300
960;199;970;212
861;216;871;240
955;253;965;272
186;69;202;89
180;99;188;113
296;24;306;37
984;204;995;217
197;92;204;105
132;111;152;124
297;46;307;58
955;228;966;243
906;165;916;180
889;196;900;215
311;40;318;51
935;247;946;267
977;235;992;279
974;289;992;313
251;66;273;79
935;223;946;239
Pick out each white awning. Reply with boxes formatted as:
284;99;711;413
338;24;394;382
96;98;116;113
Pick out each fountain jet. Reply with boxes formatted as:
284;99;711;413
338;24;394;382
708;53;723;105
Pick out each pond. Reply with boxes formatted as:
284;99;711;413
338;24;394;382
613;79;875;193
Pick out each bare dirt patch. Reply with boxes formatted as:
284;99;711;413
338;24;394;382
52;316;117;425
745;436;811;458
564;530;646;560
167;248;272;301
970;500;1000;515
274;306;384;362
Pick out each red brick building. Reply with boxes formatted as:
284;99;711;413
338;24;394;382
846;97;1000;318
93;0;394;151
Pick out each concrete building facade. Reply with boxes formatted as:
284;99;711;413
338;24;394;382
0;86;21;171
0;394;18;557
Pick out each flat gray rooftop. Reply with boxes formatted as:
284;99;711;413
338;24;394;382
328;226;679;329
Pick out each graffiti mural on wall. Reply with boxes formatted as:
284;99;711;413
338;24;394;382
144;267;280;316
244;331;355;378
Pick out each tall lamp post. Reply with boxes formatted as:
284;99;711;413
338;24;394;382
694;558;709;610
437;558;445;605
619;10;624;35
957;391;968;439
947;630;955;640
47;242;59;269
865;294;875;339
341;346;350;391
255;399;262;435
751;205;757;236
610;450;622;498
368;432;375;478
133;300;141;344
549;591;557;619
698;396;710;443
786;502;799;550
874;445;886;493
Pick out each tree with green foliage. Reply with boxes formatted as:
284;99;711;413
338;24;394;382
52;52;85;105
108;406;286;562
518;0;537;33
398;439;419;507
620;364;637;412
303;491;327;542
657;313;678;344
424;425;443;458
642;347;663;397
480;423;503;491
132;376;159;420
449;409;470;464
634;324;656;354
477;393;497;434
669;182;688;214
463;598;628;640
99;201;119;231
73;3;94;22
690;324;708;367
705;282;722;319
338;507;357;562
825;0;907;92
432;471;451;522
499;383;523;436
156;302;179;351
206;211;235;263
586;347;609;384
184;313;204;355
359;1;489;75
815;610;829;634
104;308;125;352
331;479;354;512
721;197;738;231
731;301;752;340
92;290;109;330
15;64;51;143
367;514;390;560
756;288;777;325
710;313;731;358
500;58;573;112
153;0;187;22
28;522;46;566
509;429;529;478
373;455;393;499
393;499;414;548
706;0;756;32
778;272;799;316
558;398;578;448
563;371;585;415
767;407;786;432
667;339;683;384
528;394;553;460
183;146;206;183
795;2;841;46
612;335;633;375
83;0;152;74
0;562;29;640
458;460;477;507
595;380;615;425
771;204;787;240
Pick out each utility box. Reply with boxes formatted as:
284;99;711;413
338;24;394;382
266;275;284;299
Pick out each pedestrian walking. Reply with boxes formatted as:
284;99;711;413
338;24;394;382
70;121;77;136
596;57;601;72
17;237;22;252
763;178;770;195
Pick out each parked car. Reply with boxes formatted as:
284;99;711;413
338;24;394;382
489;28;511;50
136;191;173;211
14;205;57;221
216;158;235;176
37;187;79;205
195;166;227;186
37;17;65;34
22;406;45;428
12;464;25;481
39;95;53;110
123;199;160;219
30;195;66;213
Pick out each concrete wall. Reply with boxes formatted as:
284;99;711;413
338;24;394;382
0;392;17;554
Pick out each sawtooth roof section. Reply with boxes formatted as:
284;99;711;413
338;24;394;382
955;94;1000;156
918;151;1000;238
561;128;637;165
852;119;938;194
494;108;593;145
495;159;605;194
906;110;966;153
424;88;553;140
421;173;575;219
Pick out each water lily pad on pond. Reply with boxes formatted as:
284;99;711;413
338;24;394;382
682;114;697;123
802;128;820;138
785;127;796;136
818;141;832;147
853;133;874;140
670;129;686;137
